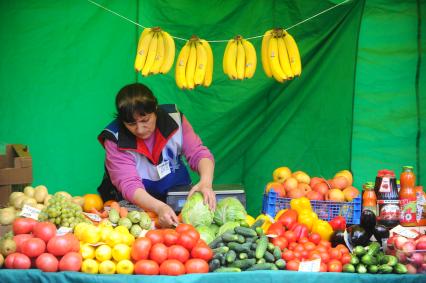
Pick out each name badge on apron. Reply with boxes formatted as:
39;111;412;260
157;160;171;179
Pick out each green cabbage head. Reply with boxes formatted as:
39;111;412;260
181;192;214;227
214;197;247;226
196;225;216;244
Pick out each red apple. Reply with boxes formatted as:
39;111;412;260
394;236;409;250
406;263;417;274
416;241;426;250
402;241;416;256
410;253;424;266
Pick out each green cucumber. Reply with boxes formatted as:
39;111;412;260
263;251;275;263
350;255;359;265
267;242;275;252
236;234;246;244
246;263;277;271
366;242;381;256
273;246;282;260
257;258;266;264
343;263;355;273
208;259;221;272
353;246;367;257
275;259;286;270
222;233;240;242
361;254;377;266
213;267;241;272
250;219;265;229
238;252;248;260
235;226;257;237
230;258;256;270
213;246;229;254
380;255;397;266
356;263;368;274
209;236;223;249
255;236;268;259
378;264;393;274
255;226;264;236
226;250;237;263
393;263;408;274
368;265;378;274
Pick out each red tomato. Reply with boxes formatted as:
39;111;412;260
276;209;298;229
46;235;73;256
327;259;342;272
135;259;160;275
318;240;331;249
303;242;316;252
329;248;342;260
191;245;213;261
177;232;198;251
59;252;82;272
13;234;33;252
283;230;297;244
146;230;164;245
159;259;186;276
319;262;328;272
340;253;351;265
294;244;305;253
175;223;195;234
168;245;189;263
315;245;328;253
288;242;298;250
272;236;288;250
309;252;322;261
183;229;200;243
35;253;58;272
32;222;56;243
4;253;31;269
131;237;152;261
149;243;168;264
286;259;300;271
266;222;285;236
196;239;208;247
185;259;209;274
12;218;37;235
66;234;80;253
308;233;321;245
298;237;309;244
163;229;179;246
319;252;330;264
282;249;295;261
335;244;349;255
21;237;46;258
293;251;302;259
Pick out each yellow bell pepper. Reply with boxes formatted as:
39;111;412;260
290;197;312;214
245;214;256;226
255;214;273;233
312;219;334;241
297;210;318;231
274;209;287;222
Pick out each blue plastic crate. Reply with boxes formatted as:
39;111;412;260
262;191;361;224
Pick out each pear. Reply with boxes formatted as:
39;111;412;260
0;238;16;256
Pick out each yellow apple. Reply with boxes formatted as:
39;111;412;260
116;259;134;274
99;260;116;274
283;177;298;193
334;170;353;186
80;243;96;260
81;259;99;274
95;244;112;262
292;171;311;184
272;167;292;183
112;244;131;261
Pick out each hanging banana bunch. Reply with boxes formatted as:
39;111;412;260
223;36;257;80
134;27;176;76
261;28;301;83
175;36;213;90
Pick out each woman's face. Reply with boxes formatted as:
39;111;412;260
123;112;157;139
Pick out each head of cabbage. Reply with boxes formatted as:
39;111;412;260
214;197;247;226
196;225;216;244
181;192;214;227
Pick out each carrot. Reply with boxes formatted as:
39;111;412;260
119;207;128;218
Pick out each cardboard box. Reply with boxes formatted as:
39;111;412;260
0;144;32;206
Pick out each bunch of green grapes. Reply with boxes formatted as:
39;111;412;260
38;194;90;229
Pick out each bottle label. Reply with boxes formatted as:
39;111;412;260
379;177;391;193
377;200;400;221
400;199;417;224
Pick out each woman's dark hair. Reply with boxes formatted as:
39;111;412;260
115;83;158;123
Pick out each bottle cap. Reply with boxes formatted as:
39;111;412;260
363;182;374;190
402;165;414;171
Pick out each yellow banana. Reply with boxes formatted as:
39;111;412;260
223;39;232;76
261;29;273;78
194;40;207;86
175;41;191;89
141;31;158;76
185;41;197;90
224;39;238;79
160;31;175;74
200;39;213;87
277;36;294;79
242;39;257;79
134;28;153;72
268;36;287;83
283;30;301;76
236;39;245;80
149;31;165;74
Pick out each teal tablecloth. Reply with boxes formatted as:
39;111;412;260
0;270;424;283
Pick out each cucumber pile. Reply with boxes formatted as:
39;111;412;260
209;219;286;272
343;242;407;274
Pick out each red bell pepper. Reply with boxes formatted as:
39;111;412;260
266;222;285;237
290;223;309;240
328;216;346;231
276;209;298;229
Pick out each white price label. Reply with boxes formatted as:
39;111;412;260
20;205;41;220
83;212;102;222
390;225;418;239
298;259;321;272
56;227;73;236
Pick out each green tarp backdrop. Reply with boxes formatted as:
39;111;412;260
0;0;424;216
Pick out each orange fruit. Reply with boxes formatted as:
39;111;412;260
83;194;104;212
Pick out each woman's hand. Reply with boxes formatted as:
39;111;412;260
156;204;179;228
188;181;216;211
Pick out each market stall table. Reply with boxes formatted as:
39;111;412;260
0;269;424;283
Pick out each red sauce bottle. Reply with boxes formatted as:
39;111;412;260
399;166;417;226
375;169;399;228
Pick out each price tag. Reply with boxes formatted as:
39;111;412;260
83;212;102;222
56;227;73;236
156;160;171;179
390;225;419;239
298;258;321;272
20;205;41;220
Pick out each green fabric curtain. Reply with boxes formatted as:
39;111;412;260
0;0;423;216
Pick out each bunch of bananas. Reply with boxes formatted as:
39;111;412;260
175;36;213;89
134;27;175;76
223;36;257;80
261;29;301;83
